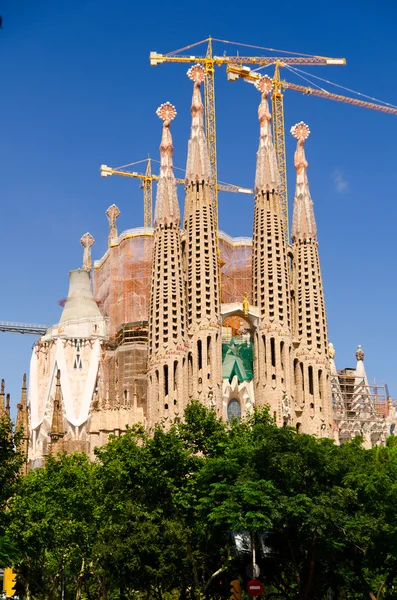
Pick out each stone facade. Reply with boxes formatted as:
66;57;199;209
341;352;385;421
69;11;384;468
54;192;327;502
23;73;396;465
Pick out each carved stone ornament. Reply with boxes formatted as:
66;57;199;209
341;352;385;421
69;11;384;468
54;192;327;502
106;204;120;242
80;232;94;271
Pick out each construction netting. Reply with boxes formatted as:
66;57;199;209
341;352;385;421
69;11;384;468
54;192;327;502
219;231;252;305
93;228;154;338
93;228;253;338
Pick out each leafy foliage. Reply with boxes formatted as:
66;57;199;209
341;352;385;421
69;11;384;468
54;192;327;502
4;404;397;599
0;415;23;566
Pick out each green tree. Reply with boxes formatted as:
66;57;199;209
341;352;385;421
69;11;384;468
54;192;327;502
7;404;397;600
9;452;99;600
94;422;201;599
0;414;23;566
196;410;397;600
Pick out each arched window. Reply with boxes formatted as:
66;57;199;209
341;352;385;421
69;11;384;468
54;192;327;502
227;398;241;422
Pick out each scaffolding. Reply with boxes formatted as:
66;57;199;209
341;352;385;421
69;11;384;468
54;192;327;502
219;231;252;304
93;228;154;338
335;368;390;420
93;228;253;340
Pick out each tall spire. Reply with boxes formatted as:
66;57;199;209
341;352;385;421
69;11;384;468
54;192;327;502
290;121;332;437
50;370;64;439
16;374;28;431
185;65;211;183
251;74;292;418
147;102;188;422
291;122;317;241
182;64;222;408
0;379;5;417
16;374;29;473
254;75;280;193
154;102;180;226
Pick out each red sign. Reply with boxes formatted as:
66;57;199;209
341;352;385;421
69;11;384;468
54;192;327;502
246;579;263;597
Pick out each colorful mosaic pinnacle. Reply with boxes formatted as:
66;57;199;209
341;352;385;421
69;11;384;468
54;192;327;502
156;102;177;123
291;121;310;141
187;64;205;84
254;74;273;96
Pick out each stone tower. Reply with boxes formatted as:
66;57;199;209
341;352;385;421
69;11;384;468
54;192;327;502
290;122;332;436
0;380;6;418
48;369;65;456
28;236;107;465
147;102;188;422
16;374;29;475
183;64;222;409
251;76;292;423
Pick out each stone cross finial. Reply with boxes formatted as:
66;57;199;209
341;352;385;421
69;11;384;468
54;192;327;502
106;204;120;245
80;232;94;271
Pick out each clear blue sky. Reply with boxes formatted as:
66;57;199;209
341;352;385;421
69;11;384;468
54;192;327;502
1;0;397;413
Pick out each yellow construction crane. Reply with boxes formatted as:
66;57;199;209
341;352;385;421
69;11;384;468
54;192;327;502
100;159;253;229
227;62;397;235
149;37;346;234
226;63;397;116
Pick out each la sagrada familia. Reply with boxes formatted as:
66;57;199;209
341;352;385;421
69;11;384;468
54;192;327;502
6;67;391;466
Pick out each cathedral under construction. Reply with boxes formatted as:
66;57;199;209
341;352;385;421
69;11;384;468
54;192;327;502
4;67;393;465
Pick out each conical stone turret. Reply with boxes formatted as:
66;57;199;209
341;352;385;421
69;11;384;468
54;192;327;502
60;268;102;324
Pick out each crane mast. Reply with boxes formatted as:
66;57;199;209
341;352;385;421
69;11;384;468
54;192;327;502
271;63;288;235
204;39;218;229
142;158;153;230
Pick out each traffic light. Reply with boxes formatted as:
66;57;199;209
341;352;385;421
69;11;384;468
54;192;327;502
230;579;242;600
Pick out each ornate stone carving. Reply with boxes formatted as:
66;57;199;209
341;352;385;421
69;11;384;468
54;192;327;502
80;233;94;271
106;204;120;243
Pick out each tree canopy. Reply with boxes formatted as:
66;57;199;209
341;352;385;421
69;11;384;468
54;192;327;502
0;414;23;566
4;404;397;600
